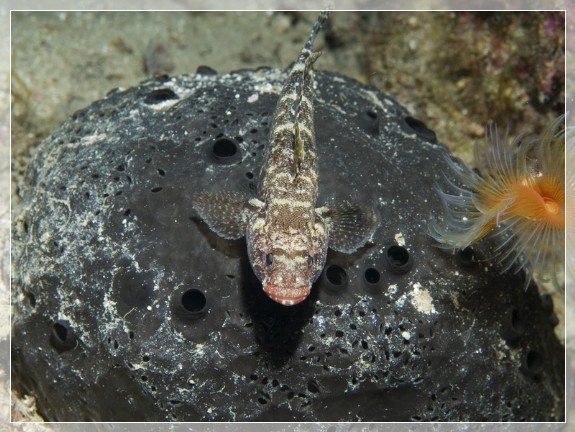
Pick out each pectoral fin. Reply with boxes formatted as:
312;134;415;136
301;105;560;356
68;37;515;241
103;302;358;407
192;191;251;240
319;202;379;253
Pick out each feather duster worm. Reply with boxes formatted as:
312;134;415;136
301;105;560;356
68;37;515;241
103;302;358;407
565;126;575;283
429;115;565;291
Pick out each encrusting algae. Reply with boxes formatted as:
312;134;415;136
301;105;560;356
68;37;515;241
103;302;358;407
429;115;566;292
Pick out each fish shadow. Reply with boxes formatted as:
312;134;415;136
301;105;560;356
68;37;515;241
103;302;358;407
240;257;318;368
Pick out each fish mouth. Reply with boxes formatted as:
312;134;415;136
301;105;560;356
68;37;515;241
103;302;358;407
263;284;310;306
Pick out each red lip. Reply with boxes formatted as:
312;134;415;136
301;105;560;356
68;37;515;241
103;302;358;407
263;284;310;306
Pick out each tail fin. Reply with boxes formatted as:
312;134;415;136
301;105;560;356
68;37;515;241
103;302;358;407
300;10;331;57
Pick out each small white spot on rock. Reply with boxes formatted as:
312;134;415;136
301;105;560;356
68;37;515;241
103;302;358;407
409;282;436;314
394;232;406;246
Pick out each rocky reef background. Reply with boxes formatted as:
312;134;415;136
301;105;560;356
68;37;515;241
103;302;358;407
11;10;565;174
4;1;573;429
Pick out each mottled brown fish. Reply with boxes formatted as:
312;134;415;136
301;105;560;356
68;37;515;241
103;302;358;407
193;11;378;305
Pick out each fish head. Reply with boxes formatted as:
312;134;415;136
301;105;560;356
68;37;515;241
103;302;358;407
246;216;328;306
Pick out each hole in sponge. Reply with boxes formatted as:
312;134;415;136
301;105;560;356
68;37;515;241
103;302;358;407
501;307;524;345
181;289;207;314
320;265;349;297
386;245;413;274
144;88;178;105
457;247;476;268
359;109;379;134
50;321;78;353
307;380;320;393
362;267;382;293
173;287;208;321
364;268;380;284
403;116;437;143
209;137;241;164
326;265;347;286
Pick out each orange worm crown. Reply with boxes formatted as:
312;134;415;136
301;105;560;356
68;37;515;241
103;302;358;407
429;115;565;291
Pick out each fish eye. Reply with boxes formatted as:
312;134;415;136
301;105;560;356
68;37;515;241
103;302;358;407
307;255;313;265
265;253;274;266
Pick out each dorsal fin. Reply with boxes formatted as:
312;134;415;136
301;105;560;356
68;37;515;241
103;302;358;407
291;12;329;178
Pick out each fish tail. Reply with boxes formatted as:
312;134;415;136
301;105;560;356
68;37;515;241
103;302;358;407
303;10;330;54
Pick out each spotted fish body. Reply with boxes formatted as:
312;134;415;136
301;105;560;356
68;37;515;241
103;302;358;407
193;11;378;305
244;12;329;305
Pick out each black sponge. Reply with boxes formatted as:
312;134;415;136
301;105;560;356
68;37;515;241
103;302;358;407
11;68;564;421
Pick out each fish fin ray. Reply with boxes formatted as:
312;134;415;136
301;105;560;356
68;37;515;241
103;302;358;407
192;191;251;239
321;202;379;253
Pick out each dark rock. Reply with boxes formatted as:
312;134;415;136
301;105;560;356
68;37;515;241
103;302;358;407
11;68;564;421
